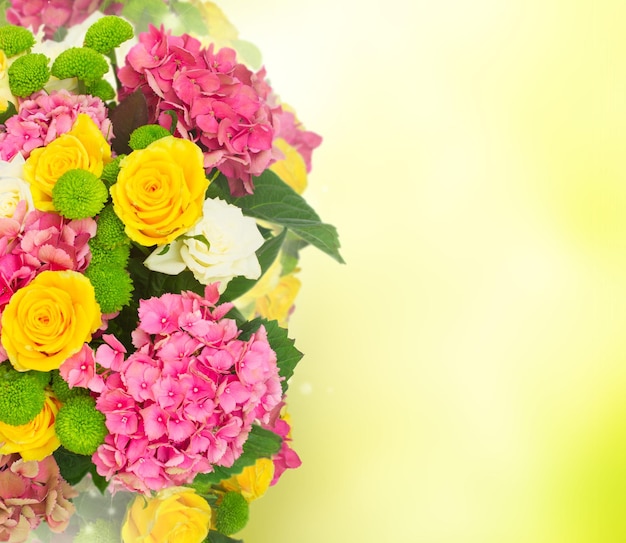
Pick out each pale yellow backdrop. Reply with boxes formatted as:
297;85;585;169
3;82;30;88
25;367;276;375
224;1;626;542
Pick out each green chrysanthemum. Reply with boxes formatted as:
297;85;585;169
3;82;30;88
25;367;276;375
7;53;50;97
0;25;35;57
215;492;249;535
55;395;107;455
89;241;131;268
85;262;133;313
51;47;108;81
129;125;171;150
92;203;129;248
50;370;90;403
100;155;125;188
86;78;116;101
0;367;48;426
84;16;134;54
52;169;109;219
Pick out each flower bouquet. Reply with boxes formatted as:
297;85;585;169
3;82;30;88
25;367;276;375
0;2;342;541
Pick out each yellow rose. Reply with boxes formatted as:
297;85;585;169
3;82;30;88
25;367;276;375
24;114;111;211
270;138;308;194
234;258;301;326
221;457;275;502
122;487;212;543
0;391;61;461
111;136;209;246
1;270;102;372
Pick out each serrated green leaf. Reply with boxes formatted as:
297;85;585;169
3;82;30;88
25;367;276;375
192;425;281;487
207;171;344;263
263;320;303;392
220;228;287;302
236;318;303;393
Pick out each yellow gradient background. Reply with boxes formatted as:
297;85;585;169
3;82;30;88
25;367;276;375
225;2;626;542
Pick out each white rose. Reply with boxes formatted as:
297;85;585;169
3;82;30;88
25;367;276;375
144;198;264;292
0;153;33;218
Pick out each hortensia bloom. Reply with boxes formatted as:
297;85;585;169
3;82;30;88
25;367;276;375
0;453;77;543
118;25;280;196
91;284;282;494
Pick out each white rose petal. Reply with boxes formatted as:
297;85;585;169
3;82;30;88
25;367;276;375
0;153;33;218
145;198;264;292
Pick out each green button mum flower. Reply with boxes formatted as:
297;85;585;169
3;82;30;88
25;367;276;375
84;16;134;54
55;396;107;455
84;263;133;314
8;53;50;97
129;124;171;150
52;169;109;219
215;492;249;535
0;25;35;57
51;47;108;81
0;367;48;426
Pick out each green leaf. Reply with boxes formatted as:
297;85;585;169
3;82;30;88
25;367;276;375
110;89;149;155
53;447;108;492
121;0;169;33
170;0;209;36
206;531;243;543
220;228;287;302
237;318;303;393
264;319;303;393
0;101;16;124
207;171;344;264
192;425;281;487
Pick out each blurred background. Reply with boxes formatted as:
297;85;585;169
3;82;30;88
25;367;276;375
224;1;626;542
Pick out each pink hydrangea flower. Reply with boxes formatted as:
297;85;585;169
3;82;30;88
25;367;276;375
92;285;282;494
119;26;280;196
0;453;77;542
0;202;96;329
263;400;302;485
0;90;112;161
58;343;104;392
6;0;123;40
274;108;323;173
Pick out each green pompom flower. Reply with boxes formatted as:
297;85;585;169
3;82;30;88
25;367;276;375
100;155;125;188
86;78;116;101
7;53;50;97
215;492;249;535
51;47;108;81
85;262;133;313
129;125;171;150
50;371;90;403
52;169;109;219
91;204;129;248
0;368;47;426
84;16;134;54
0;25;35;57
90;242;131;268
55;396;107;455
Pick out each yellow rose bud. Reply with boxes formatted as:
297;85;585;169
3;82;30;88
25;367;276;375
122;486;212;543
221;457;275;502
270;138;308;194
0;391;61;461
1;270;102;372
24;114;111;211
111;136;209;246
